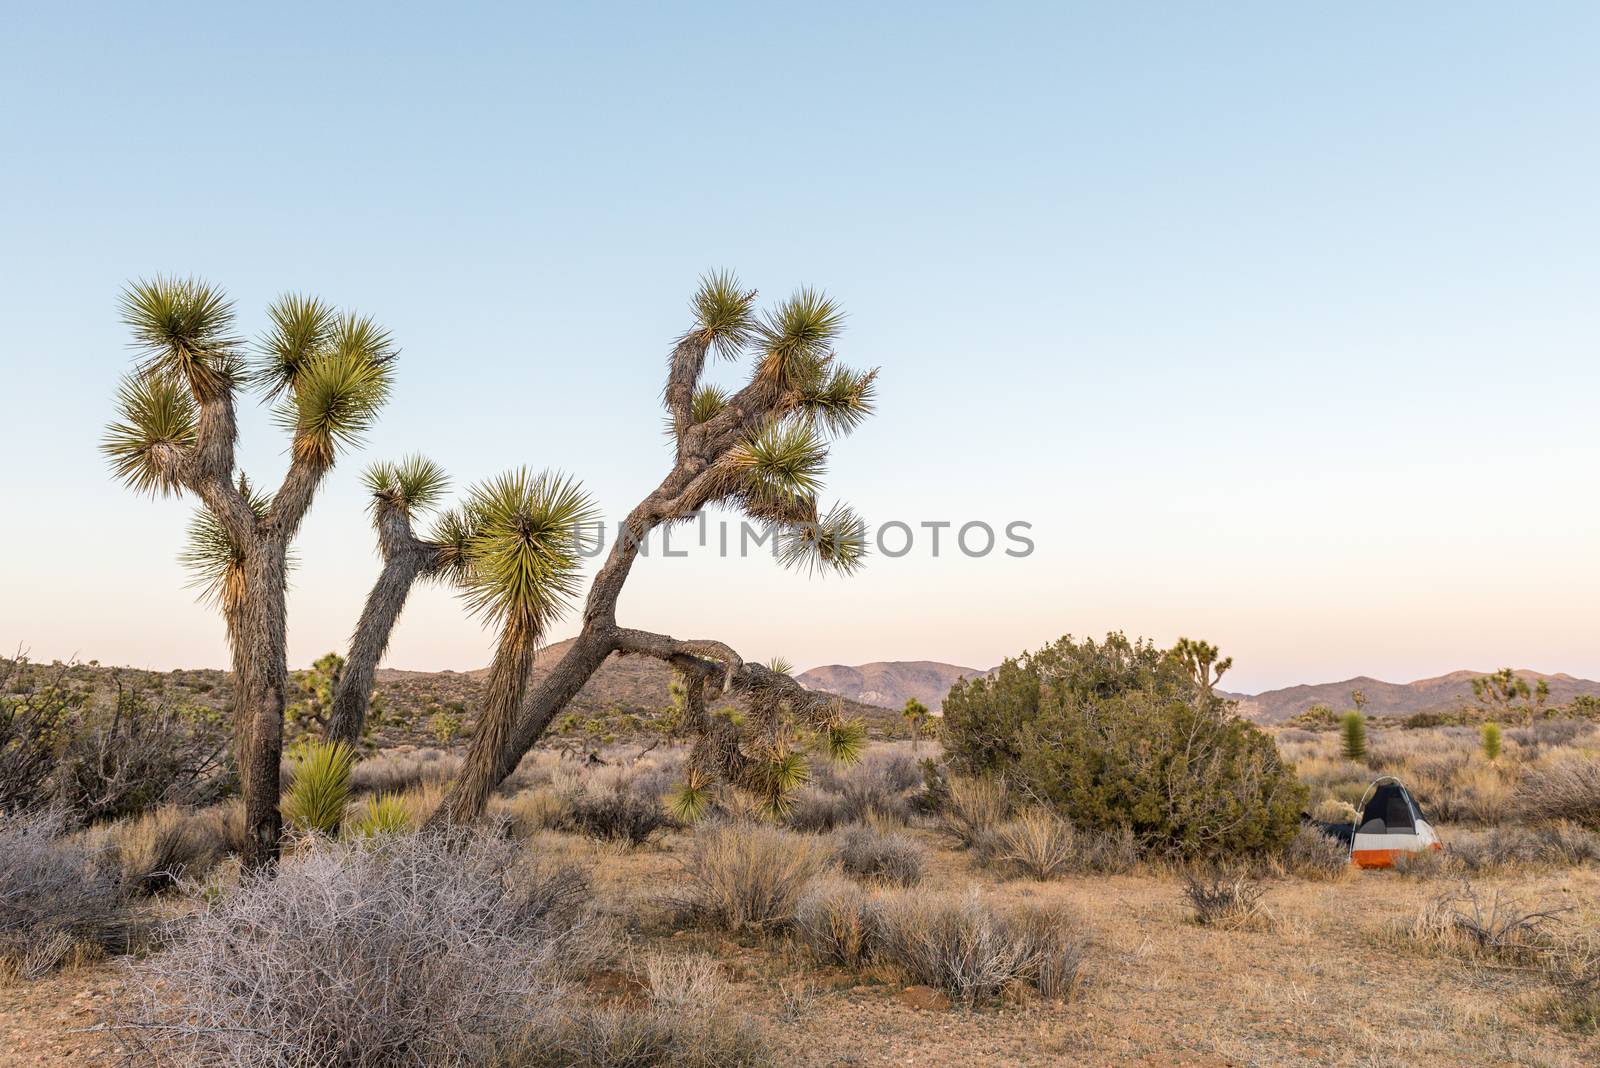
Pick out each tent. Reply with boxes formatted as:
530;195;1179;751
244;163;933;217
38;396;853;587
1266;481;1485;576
1349;776;1440;869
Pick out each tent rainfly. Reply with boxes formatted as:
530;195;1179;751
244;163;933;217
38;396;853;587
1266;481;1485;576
1350;776;1440;869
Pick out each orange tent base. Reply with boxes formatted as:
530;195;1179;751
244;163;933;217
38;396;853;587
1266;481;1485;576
1352;842;1442;870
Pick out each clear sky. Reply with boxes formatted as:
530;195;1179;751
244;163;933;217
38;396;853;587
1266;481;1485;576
2;2;1596;694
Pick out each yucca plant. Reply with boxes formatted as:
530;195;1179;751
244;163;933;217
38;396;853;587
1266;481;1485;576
103;279;398;868
283;740;356;836
348;792;413;838
429;469;599;825
1341;711;1367;762
1481;721;1503;762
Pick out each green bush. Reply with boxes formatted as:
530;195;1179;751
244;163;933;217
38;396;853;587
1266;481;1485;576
1481;722;1502;762
282;740;355;835
942;633;1305;859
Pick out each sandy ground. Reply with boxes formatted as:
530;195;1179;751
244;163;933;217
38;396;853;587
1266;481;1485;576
12;823;1593;1068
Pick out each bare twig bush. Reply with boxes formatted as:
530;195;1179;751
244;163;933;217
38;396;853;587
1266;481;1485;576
1181;870;1269;929
55;685;231;824
831;821;926;887
500;952;772;1068
0;660;69;815
1398;882;1569;964
120;829;602;1067
0;813;130;978
784;787;850;833
1283;824;1350;881
1517;759;1600;829
941;775;1009;849
674;822;828;932
873;890;1087;1007
794;877;877;967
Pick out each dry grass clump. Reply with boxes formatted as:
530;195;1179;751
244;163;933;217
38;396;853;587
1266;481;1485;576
0;813;131;979
675;822;829;932
491;786;573;838
1282;824;1350;881
873;890;1087;1007
1540;929;1600;1033
1447;822;1600;872
784;787;850;833
120;828;602;1067
795;877;877;968
85;805;226;895
500;952;772;1068
1517;759;1600;829
993;808;1077;880
831;821;926;887
941;774;1010;849
1181;870;1269;929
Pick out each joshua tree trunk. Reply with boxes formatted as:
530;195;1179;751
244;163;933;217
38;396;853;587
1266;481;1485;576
430;638;534;825
328;506;440;747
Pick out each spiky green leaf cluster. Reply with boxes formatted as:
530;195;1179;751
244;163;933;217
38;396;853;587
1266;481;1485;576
254;294;336;400
275;320;394;466
363;454;449;518
667;768;716;824
753;744;811;818
730;420;827;504
102;373;198;496
687;269;759;359
755;288;843;390
817;717;867;765
282;739;355;835
177;475;279;607
766;656;794;677
348;792;413;838
799;364;878;436
776;503;869;577
452;468;600;644
119;277;241;400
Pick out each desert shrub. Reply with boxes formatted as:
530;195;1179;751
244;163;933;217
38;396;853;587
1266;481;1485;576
1181;870;1268;929
1517;759;1600;829
784;787;850;833
350;748;461;795
993;808;1078;880
0;660;74;814
873;890;1087;1007
1480;721;1502;761
675;822;829;932
122;829;599;1067
1511;719;1597;752
819;750;921;824
794;876;877;967
944;634;1305;859
0;813;130;977
941;774;1010;849
55;685;231;823
91;805;224;894
1282;824;1349;881
282;739;356;835
567;770;672;846
1397;883;1567;964
348;793;413;838
831;821;926;887
505;953;772;1068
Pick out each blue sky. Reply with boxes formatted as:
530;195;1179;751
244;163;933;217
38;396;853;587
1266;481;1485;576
2;2;1597;692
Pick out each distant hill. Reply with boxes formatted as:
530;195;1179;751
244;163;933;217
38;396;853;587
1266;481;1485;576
795;661;988;713
1223;670;1600;724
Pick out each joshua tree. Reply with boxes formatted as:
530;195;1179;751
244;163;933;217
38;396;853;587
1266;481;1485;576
1472;668;1537;724
1172;637;1232;699
437;272;879;821
325;456;451;747
1351;689;1368;717
104;280;396;867
902;697;930;749
426;469;598;825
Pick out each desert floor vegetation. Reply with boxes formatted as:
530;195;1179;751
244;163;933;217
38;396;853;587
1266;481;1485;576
2;729;1598;1067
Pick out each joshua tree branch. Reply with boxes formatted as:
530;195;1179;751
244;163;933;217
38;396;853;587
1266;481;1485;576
664;334;712;457
328;505;442;747
268;456;332;539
